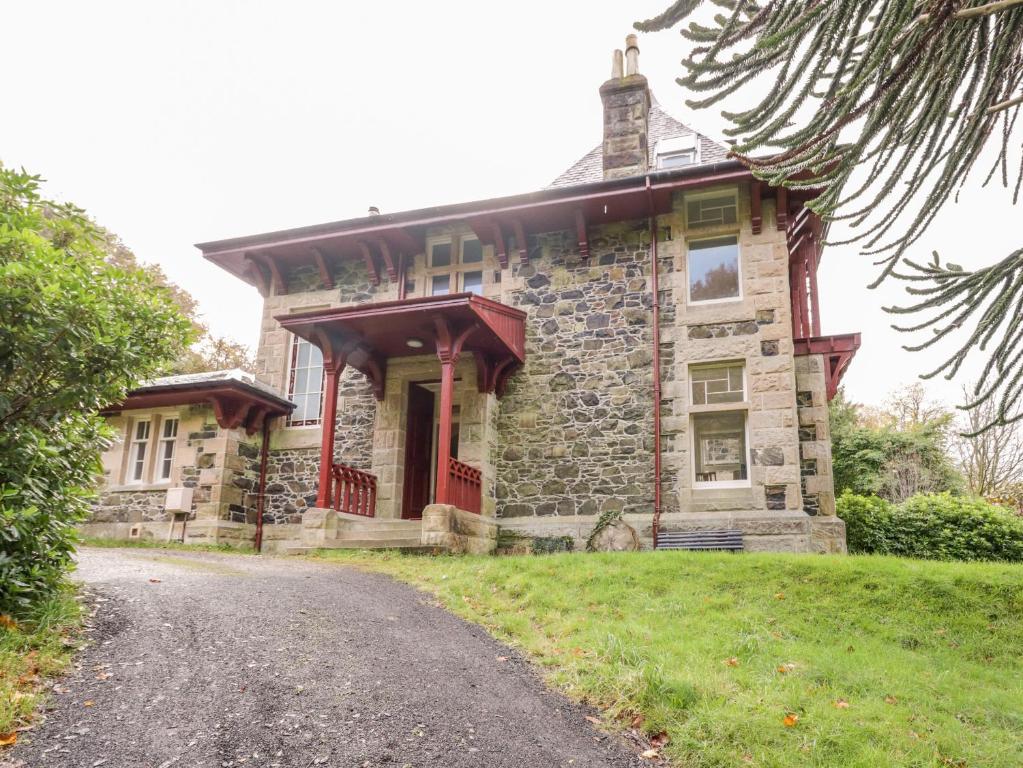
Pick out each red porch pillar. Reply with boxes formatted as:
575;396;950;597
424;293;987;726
432;318;477;506
315;345;348;509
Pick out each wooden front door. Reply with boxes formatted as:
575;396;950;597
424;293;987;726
402;384;435;519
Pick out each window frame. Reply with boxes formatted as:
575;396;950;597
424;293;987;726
686;234;743;306
657;148;697;169
126;418;152;485
156;416;179;482
423;235;488;297
286;333;326;427
689;360;752;490
684;188;739;230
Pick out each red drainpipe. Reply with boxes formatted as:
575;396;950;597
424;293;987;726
254;417;273;553
646;178;663;549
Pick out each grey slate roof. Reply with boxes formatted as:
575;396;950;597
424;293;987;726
133;369;292;407
549;100;730;188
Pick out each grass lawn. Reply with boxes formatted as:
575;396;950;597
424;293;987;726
310;549;1023;768
0;591;82;746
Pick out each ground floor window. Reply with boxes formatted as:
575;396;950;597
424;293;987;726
288;335;325;426
692;411;749;487
157;418;179;481
128;419;151;483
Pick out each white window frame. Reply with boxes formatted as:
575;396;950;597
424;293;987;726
424;235;487;297
655;135;699;169
686;234;743;306
286;333;325;428
127;418;152;484
684;188;739;230
689;361;751;490
156;416;179;482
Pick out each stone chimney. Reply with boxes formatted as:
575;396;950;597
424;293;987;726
600;34;651;179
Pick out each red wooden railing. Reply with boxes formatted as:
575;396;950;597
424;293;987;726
331;463;377;517
446;458;482;515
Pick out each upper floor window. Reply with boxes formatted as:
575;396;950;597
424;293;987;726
691;363;745;406
157;418;179;481
288;335;325;426
427;236;485;296
686;189;738;229
688;236;741;304
128;419;151;483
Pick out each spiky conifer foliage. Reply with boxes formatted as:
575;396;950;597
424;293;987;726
637;1;1023;430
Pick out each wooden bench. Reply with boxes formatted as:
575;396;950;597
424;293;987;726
655;529;744;552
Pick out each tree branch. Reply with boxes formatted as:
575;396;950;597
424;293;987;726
988;93;1023;114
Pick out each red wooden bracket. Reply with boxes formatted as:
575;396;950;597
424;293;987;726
371;238;398;282
776;186;789;231
310;247;335;290
510;219;529;265
491;220;508;269
575;209;589;258
243;254;269;297
751;180;762;235
251;252;287;295
356;241;381;286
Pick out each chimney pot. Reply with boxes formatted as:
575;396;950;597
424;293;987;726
625;34;640;76
611;49;623;79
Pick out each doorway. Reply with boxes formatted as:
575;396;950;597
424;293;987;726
401;382;462;519
401;384;434;519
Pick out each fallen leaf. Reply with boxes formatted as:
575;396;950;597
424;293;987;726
834;699;850;709
724;657;740;667
777;663;796;674
83;700;95;707
148;578;161;584
0;732;17;747
95;672;112;681
885;695;898;705
650;731;670;748
783;713;799;727
774;592;785;600
584;716;601;726
630;713;645;729
0;615;19;631
640;748;659;759
496;656;509;662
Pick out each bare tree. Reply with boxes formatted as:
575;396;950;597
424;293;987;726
954;385;1023;496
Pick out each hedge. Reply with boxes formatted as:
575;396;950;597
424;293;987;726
837;491;1023;562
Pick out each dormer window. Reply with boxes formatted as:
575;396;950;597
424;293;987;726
655;135;698;170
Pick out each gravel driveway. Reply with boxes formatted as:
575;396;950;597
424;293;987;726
5;548;643;768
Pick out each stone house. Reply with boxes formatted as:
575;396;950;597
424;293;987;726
85;36;859;554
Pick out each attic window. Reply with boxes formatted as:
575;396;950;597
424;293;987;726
658;149;696;169
655;135;698;170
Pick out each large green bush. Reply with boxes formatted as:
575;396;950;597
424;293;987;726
0;167;190;615
838;491;1023;562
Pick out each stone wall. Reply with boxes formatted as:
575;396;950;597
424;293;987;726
794;353;837;517
494;222;656;520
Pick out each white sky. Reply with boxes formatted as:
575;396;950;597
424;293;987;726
2;1;1017;409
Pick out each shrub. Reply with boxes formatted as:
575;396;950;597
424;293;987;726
838;491;1023;562
0;167;190;615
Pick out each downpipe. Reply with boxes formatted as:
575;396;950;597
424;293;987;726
646;178;663;549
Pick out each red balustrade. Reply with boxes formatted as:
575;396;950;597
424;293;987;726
446;458;482;515
331;463;377;517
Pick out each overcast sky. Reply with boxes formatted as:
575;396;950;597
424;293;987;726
3;1;1017;410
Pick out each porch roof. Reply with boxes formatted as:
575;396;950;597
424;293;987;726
276;293;527;399
102;369;295;435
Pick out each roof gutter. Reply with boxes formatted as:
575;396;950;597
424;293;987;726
195;160;750;258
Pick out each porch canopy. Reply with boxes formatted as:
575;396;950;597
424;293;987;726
102;369;295;436
276;293;527;510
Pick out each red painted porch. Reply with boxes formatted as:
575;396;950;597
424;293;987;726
276;293;526;517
